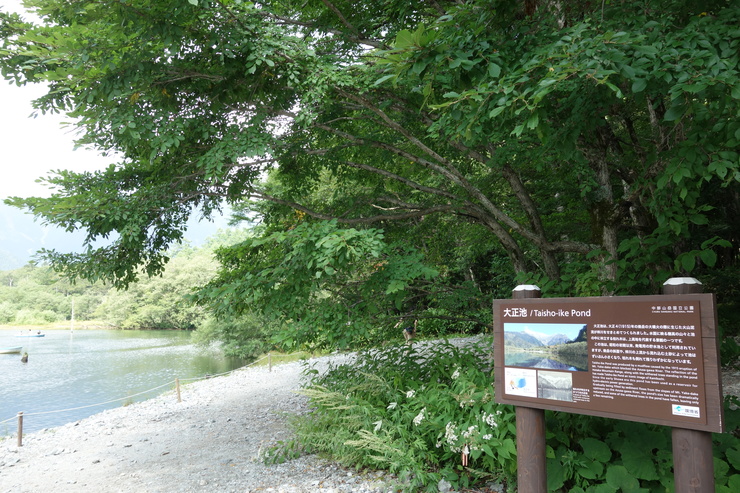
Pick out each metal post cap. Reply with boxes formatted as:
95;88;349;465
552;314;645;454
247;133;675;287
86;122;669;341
513;284;541;292
663;277;702;286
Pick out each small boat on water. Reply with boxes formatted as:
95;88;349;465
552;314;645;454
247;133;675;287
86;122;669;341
0;346;23;354
15;333;45;338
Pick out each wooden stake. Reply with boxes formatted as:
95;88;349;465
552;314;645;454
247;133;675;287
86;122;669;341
175;378;181;403
17;412;23;447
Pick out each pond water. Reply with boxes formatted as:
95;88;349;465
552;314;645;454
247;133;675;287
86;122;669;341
505;349;588;371
0;329;248;436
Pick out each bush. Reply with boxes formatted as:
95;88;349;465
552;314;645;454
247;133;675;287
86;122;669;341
293;338;740;492
295;338;517;491
192;312;273;360
13;308;63;325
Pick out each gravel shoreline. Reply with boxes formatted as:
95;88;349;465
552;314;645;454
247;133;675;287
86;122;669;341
0;352;397;493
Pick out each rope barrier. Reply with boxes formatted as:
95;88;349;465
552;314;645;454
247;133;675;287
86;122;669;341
1;350;307;444
21;381;176;417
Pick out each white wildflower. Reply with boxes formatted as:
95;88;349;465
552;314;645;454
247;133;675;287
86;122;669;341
373;420;383;432
482;412;499;427
444;421;458;444
462;425;478;439
387;402;397;410
482;434;493;440
451;368;460;380
459;397;475;408
406;389;416;399
413;407;426;426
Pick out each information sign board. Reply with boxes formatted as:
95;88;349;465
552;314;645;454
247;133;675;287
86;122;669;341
493;294;723;432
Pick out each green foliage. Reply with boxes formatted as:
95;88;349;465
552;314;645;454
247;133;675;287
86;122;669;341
0;236;234;330
191;312;274;360
0;264;104;324
295;338;516;491
2;0;738;304
194;219;441;349
93;245;217;329
295;340;740;492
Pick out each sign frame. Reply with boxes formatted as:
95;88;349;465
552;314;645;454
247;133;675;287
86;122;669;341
493;293;724;433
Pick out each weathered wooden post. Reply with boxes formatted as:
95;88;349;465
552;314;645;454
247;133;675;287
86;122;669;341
268;353;272;372
175;378;182;403
663;277;715;493
17;412;23;447
512;284;547;493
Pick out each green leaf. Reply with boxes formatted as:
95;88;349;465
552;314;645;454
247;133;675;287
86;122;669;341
526;112;540;129
728;474;740;491
618;441;660;480
539;78;558;87
726;446;740;469
590;485;618;493
188;0;198;5
731;84;740;100
580;437;611;462
547;458;566;491
680;254;696;272
606;465;640;491
488;63;501;77
374;74;396;86
664;104;687;121
604;81;624;98
632;79;647;93
634;45;659;55
489;106;506;118
394;30;413;49
682;83;707;94
578;460;603;479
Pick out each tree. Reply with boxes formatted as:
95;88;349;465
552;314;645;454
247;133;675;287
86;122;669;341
1;1;738;344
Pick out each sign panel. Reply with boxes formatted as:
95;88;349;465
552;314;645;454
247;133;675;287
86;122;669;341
493;294;723;432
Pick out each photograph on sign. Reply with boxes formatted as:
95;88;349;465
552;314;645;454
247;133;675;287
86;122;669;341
503;322;588;371
493;294;723;432
537;370;574;402
504;368;538;397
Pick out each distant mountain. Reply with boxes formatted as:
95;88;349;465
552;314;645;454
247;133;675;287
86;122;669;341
522;328;572;346
0;203;82;270
538;371;573;388
504;331;544;349
546;334;572;345
0;202;231;271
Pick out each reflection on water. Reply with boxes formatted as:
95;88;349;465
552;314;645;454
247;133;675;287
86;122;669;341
0;330;247;435
505;350;587;371
539;387;573;401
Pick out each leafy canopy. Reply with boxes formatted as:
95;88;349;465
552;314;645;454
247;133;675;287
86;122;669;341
1;1;739;344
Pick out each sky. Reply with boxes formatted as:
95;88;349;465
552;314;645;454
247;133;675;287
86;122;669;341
0;0;109;201
0;1;230;269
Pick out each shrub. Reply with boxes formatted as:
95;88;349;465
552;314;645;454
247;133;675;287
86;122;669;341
293;338;740;492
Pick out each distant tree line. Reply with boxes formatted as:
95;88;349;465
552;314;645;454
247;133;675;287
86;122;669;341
0;241;211;328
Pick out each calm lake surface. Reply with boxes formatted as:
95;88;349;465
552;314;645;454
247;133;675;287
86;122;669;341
505;349;588;371
0;329;248;436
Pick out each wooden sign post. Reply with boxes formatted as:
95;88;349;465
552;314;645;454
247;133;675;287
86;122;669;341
512;285;546;493
663;277;715;493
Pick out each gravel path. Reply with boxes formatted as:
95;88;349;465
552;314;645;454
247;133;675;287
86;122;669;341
0;353;395;493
